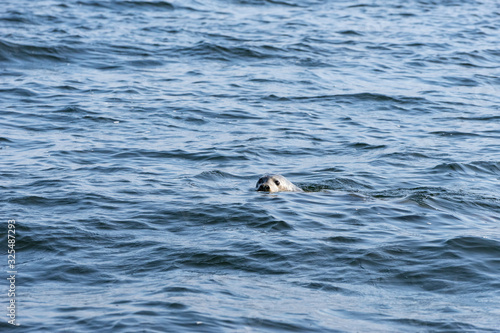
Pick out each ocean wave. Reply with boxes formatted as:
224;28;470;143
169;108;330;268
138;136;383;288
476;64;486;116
431;161;500;176
0;39;82;63
76;0;174;11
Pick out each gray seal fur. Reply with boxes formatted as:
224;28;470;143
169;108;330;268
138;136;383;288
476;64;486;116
256;174;303;193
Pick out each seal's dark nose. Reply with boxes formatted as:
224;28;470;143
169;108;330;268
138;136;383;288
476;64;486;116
257;184;270;192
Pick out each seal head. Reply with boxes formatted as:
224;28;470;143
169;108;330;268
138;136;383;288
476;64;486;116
256;174;302;193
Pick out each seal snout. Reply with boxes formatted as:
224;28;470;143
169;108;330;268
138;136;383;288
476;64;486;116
257;184;270;192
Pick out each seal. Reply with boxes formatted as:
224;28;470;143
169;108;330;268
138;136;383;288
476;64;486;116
256;174;303;193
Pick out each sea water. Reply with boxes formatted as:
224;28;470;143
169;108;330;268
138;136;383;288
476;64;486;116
1;0;499;331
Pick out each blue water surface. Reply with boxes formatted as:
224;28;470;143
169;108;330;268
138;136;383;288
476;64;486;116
1;0;500;332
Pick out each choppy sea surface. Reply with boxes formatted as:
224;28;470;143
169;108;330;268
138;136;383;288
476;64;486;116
1;0;500;332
